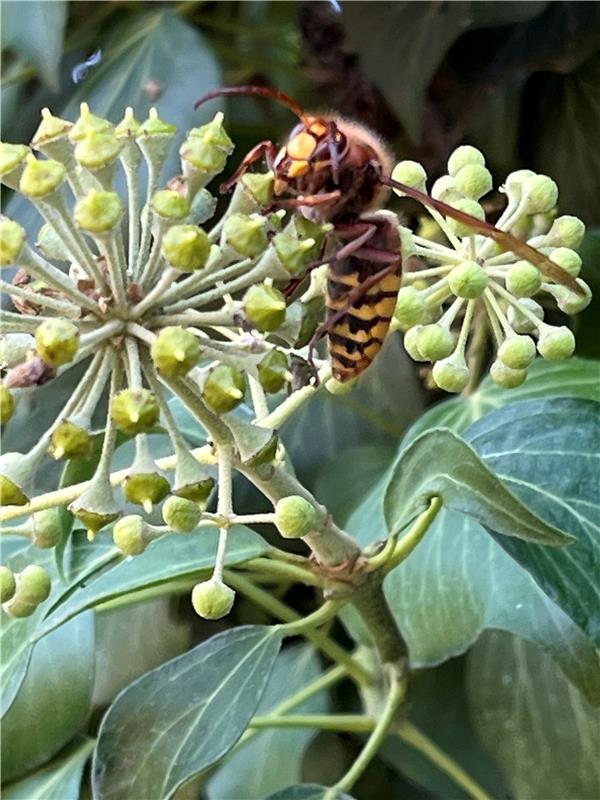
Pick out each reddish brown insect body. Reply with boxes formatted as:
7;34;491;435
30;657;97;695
195;86;583;382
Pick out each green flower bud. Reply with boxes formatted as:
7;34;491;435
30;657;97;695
273;232;317;274
258;349;289;393
295;297;322;348
453;164;493;200
549;247;582;279
74;190;124;233
274;495;317;539
161;224;211;271
0;142;30;177
191;579;235;620
446;199;485;238
138;108;176;138
19;154;66;197
188;113;234;153
416;324;455;362
490;360;527;388
391;160;427;193
447;145;485;177
202;364;246;414
18;564;51;604
448;260;488;299
113;515;147;556
552;281;592;315
69;474;121;540
537;326;575;360
151;326;201;377
36;223;70;261
69;103;112;142
504;169;536;201
393;286;427;330
180;137;228;174
111;388;159;436
189;188;217;225
35;318;79;367
432;356;470;393
162;495;201;533
403;325;427;361
32;508;63;548
242;172;274;206
521;175;558;214
32;108;72;148
49;420;91;460
431;175;461;202
123;469;170;513
172;449;215;505
547;215;585;249
498;335;536;370
0;384;15;424
0;566;16;603
243;283;286;332
0;219;26;266
0;453;29;506
505;261;542;298
507;298;544;334
224;213;268;257
115;107;141;139
151;189;190;221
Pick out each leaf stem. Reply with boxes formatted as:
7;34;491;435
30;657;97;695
249;714;375;733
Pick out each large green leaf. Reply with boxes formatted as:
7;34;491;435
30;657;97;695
266;787;354;800
464;397;600;645
92;625;283;800
1;612;95;783
207;644;328;800
403;357;600;446
2;738;93;800
37;525;267;638
1;0;67;90
467;631;600;800
384;427;572;545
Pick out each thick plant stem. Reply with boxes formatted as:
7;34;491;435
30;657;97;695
351;578;407;666
250;714;375;733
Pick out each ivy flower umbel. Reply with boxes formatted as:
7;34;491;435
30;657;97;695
391;147;590;392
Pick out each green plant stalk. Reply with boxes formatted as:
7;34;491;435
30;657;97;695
212;445;233;583
249;714;375;733
0;278;82;317
239;556;326;588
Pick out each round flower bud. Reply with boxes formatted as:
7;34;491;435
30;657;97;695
224;213;268;257
446;199;486;238
549;247;582;279
115;107;140;139
32;108;72;147
151;189;190;221
69;103;112;142
35;318;79;367
74;130;122;170
416;324;455;362
151;326;201;377
431;175;461;202
258;349;289;394
0;565;16;603
162;495;201;533
393;286;427;330
507;298;544;334
448;260;488;299
506;261;542;298
0;142;29;177
36;223;70;261
403;325;427;361
180;137;228;174
19;564;51;604
547;215;585;249
537;326;575;360
447;145;485;176
521;175;558;214
273;232;317;274
553;281;592;315
432;357;470;393
504;169;536;200
453;164;493;200
0;453;29;506
202;365;246;414
49;420;92;460
0;384;15;424
111;388;160;436
242;172;274;206
138;108;176;138
191;579;235;620
243;283;286;332
19;154;66;197
490;360;528;388
498;335;536;370
189;113;234;152
391;160;427;193
0;219;26;265
161;224;211;271
123;471;170;513
31;508;63;548
113;515;146;556
274;495;317;539
74;190;123;233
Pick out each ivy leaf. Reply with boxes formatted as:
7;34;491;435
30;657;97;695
467;631;600;800
266;787;355;800
2;738;93;800
384;427;573;546
464;397;600;646
92;626;283;800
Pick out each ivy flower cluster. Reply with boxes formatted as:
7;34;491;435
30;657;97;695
391;149;590;392
0;106;590;620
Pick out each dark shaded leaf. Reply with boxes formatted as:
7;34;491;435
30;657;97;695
2;738;93;800
266;786;354;800
2;0;67;90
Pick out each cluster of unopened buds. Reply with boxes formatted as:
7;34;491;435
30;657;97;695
0;105;590;619
391;149;590;392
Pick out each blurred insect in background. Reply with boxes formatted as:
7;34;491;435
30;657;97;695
195;86;583;382
72;50;102;84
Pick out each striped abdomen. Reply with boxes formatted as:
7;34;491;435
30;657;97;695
326;219;401;382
